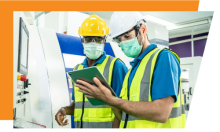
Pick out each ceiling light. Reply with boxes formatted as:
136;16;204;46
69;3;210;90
166;19;209;30
144;15;174;26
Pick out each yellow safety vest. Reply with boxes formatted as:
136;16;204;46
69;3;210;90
73;55;118;128
119;48;186;128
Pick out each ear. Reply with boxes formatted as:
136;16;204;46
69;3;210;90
81;38;84;47
141;24;147;35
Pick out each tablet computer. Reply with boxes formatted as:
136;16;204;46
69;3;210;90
68;66;117;106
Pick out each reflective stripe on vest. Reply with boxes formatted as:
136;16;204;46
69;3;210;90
74;121;113;128
73;55;117;128
119;48;186;128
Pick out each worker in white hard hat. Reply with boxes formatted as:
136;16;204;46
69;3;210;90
75;11;186;128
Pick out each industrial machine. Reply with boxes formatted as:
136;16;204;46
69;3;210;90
13;12;46;128
180;57;202;118
181;69;191;110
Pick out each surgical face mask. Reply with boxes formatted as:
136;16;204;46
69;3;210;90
119;34;144;58
83;42;104;60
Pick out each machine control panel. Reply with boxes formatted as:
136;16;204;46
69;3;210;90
16;75;30;107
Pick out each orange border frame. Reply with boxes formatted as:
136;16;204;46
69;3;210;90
0;0;199;120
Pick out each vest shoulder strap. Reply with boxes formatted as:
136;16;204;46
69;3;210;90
116;57;125;65
163;48;180;63
71;64;84;89
107;55;126;73
104;55;117;87
107;55;125;64
106;55;120;67
73;64;81;71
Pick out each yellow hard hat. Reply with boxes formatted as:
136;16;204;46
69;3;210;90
78;14;109;36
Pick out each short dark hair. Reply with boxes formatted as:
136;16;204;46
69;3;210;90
134;25;149;41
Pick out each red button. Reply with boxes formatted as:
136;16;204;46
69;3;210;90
20;75;27;81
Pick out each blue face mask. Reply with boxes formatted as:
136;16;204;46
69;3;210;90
120;37;144;58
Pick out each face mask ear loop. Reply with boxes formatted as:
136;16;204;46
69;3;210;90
141;36;144;46
135;27;144;58
137;28;144;47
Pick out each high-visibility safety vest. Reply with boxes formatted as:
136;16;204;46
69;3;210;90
73;55;118;128
119;48;186;128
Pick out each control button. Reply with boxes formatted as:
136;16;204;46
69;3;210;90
16;100;20;104
21;98;26;103
23;91;29;94
17;75;26;81
24;79;31;88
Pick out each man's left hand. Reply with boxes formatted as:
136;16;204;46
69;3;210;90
75;77;114;104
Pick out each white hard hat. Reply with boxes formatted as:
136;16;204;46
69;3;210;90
110;11;144;38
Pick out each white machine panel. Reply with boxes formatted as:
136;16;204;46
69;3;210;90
13;12;32;123
28;26;53;128
38;27;71;128
63;53;86;68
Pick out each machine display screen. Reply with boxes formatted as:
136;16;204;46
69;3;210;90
17;17;29;75
21;27;28;68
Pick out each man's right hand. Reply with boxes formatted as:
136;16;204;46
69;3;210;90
55;107;69;127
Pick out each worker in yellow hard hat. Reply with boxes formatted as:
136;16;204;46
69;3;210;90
55;14;128;128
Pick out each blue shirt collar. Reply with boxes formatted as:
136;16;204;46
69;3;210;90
82;52;107;67
130;44;157;67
